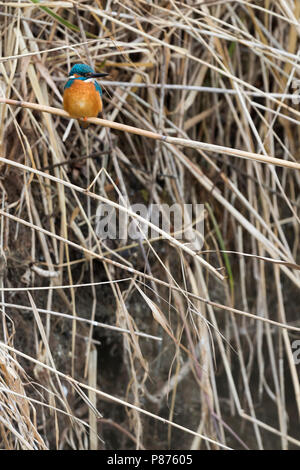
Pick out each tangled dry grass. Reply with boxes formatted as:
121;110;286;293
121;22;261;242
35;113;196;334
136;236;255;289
0;0;300;450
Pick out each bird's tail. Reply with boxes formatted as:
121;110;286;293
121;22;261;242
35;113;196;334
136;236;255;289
79;119;90;129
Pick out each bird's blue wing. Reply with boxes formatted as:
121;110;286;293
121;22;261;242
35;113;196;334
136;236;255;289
64;78;74;89
94;81;103;97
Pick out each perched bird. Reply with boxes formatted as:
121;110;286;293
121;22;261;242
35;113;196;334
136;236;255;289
63;63;108;128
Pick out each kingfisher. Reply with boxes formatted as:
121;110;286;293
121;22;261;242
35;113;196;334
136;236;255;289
63;63;108;128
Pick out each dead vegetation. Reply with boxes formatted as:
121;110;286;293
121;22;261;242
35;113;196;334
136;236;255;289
0;0;300;450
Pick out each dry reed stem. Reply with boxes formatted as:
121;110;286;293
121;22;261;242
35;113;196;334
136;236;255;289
1;97;300;169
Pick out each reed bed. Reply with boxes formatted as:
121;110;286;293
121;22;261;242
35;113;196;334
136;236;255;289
0;0;299;450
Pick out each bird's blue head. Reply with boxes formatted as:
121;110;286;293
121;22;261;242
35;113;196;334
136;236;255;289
65;63;108;90
69;63;95;77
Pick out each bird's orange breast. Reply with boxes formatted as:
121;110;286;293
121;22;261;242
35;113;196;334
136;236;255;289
63;80;102;119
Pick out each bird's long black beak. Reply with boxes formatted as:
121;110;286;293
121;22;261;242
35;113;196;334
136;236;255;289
91;72;109;78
